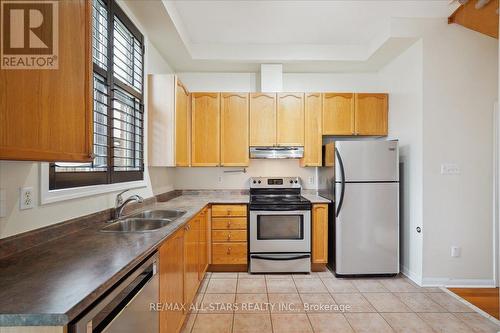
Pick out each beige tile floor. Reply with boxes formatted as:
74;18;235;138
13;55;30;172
180;271;500;333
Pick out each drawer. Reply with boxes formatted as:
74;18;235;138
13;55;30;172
212;230;247;242
212;242;247;264
212;204;247;217
212;217;247;230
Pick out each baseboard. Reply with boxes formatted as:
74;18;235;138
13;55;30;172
421;277;496;288
400;265;423;286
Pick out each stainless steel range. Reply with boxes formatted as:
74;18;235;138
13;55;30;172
249;177;312;273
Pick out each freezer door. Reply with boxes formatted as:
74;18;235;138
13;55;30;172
335;140;399;182
335;182;399;275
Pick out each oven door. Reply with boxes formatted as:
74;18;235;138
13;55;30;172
249;210;311;253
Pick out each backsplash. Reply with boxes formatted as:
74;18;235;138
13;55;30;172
173;159;317;190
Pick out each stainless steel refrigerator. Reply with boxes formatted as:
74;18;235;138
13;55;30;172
319;140;399;277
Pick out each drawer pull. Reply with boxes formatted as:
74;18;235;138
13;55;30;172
227;209;231;215
227;233;232;241
227;221;231;228
227;248;232;255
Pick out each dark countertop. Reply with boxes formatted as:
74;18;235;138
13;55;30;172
0;194;248;327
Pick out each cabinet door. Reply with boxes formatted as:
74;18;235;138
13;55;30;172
159;229;185;333
277;93;305;146
312;204;328;264
0;0;92;162
354;93;388;136
148;74;175;167
175;79;191;166
249;93;276;146
221;93;249;166
191;93;220;166
301;93;322;166
198;210;209;280
184;218;200;307
322;93;355;135
323;142;335;167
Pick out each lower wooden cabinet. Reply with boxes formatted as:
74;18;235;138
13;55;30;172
184;218;199;307
198;209;209;280
159;229;185;333
211;204;248;266
312;204;329;264
159;206;210;333
212;243;248;264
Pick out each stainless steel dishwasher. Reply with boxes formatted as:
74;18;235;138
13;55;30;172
70;253;159;333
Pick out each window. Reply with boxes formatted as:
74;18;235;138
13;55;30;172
49;0;144;190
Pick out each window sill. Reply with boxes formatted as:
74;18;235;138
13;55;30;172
39;163;147;205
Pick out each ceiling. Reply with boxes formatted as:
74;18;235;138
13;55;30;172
123;0;456;72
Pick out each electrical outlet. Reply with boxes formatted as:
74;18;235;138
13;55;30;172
217;176;223;184
19;187;34;210
441;163;460;175
308;176;315;185
451;246;461;258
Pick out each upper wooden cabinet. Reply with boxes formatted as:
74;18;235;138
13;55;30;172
0;0;92;162
175;80;191;166
301;93;322;167
191;93;220;166
277;93;305;146
249;93;276;146
148;75;190;167
221;93;249;166
354;93;388;136
322;93;355;136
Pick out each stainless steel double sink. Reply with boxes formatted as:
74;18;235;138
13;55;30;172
100;209;186;233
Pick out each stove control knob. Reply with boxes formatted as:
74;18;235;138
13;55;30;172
258;180;261;184
289;180;293;184
294;180;298;184
253;180;256;184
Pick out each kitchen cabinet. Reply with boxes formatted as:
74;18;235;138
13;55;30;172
312;204;329;264
148;75;190;167
323;142;335;167
249;93;277;146
211;204;248;266
322;93;355;135
159;228;185;333
301;93;323;166
354;93;388;136
277;93;305;146
0;0;93;162
198;209;209;280
221;93;249;166
183;217;199;307
175;79;191;166
191;93;220;166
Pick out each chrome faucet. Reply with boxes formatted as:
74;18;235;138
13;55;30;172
114;189;144;219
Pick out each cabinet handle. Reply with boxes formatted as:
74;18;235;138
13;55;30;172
227;248;232;255
227;221;231;228
227;233;232;241
227;209;231;215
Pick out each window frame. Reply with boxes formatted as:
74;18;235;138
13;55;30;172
49;0;145;190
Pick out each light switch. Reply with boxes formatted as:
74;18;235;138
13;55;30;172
441;163;460;175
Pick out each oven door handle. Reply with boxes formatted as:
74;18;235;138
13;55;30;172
251;254;311;261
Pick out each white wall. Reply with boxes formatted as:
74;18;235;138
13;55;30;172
0;2;175;239
379;40;424;283
419;21;498;285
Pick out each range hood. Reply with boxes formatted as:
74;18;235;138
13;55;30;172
250;147;304;159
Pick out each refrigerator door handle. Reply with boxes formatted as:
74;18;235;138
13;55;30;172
336;148;346;218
